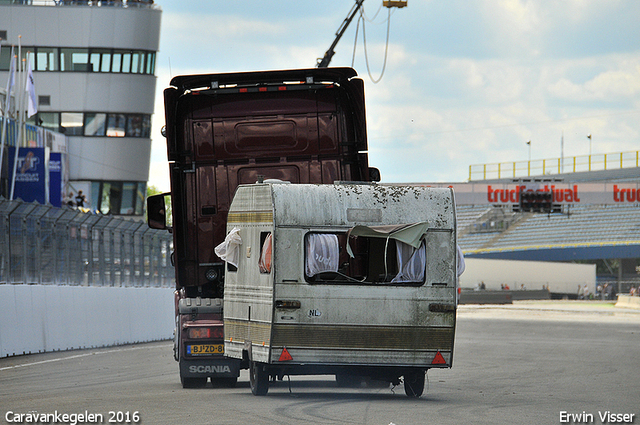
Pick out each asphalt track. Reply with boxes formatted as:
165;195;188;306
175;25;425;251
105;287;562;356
1;301;639;425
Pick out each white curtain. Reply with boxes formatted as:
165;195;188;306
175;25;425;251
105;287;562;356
214;227;242;268
456;244;465;276
391;240;426;283
305;234;339;277
259;233;272;273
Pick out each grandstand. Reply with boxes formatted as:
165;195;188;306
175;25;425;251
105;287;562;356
456;166;640;293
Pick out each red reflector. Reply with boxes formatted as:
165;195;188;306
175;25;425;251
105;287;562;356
431;351;447;365
278;86;287;91
259;87;267;92
278;347;293;362
239;88;248;93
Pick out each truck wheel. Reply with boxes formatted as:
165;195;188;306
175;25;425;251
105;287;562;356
249;361;269;396
181;376;207;388
404;370;425;398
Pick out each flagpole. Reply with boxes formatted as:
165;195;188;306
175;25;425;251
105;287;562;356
9;36;24;201
25;53;41;202
561;131;564;174
0;46;16;191
0;39;3;196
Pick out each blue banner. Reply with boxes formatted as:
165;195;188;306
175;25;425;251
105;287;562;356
49;152;63;207
9;147;46;204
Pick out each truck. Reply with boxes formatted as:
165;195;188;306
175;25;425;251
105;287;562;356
221;182;458;397
147;67;380;388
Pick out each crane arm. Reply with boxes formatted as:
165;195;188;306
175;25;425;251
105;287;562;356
317;0;365;68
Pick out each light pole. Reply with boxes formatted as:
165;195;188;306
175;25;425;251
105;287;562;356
587;134;593;171
527;140;531;162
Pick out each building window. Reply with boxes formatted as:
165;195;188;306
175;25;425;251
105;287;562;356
33;111;151;138
0;46;11;71
112;52;123;73
37;112;60;132
61;112;83;136
141;115;151;137
106;114;126;137
121;52;131;73
120;182;137;215
36;47;59;71
38;95;51;106
84;113;107;136
126;114;144;137
131;51;143;74
146;52;155;74
0;46;156;75
135;183;145;215
60;48;90;72
91;181;146;216
90;48;113;73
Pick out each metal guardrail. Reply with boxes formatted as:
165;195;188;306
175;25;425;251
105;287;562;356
0;198;174;287
2;1;157;8
469;150;640;181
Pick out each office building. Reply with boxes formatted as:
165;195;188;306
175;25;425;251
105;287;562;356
0;0;161;215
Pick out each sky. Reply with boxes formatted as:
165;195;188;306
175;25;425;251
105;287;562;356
148;0;640;191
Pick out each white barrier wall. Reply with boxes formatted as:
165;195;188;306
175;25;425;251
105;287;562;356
460;258;596;295
0;285;174;358
615;295;640;310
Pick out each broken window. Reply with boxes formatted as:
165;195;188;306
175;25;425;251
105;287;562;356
304;222;429;285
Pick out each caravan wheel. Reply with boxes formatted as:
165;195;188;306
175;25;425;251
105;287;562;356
249;361;269;396
404;370;425;398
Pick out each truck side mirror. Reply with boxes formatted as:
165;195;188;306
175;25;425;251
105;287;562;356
369;167;381;182
147;193;169;230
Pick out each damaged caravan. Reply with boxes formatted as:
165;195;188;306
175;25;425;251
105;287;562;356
220;182;458;397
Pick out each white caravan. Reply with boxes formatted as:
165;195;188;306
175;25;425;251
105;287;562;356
220;182;458;397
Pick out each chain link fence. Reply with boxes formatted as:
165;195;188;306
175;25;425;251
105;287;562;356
0;198;174;287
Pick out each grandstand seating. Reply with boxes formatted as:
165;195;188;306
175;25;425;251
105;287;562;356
459;203;640;253
457;167;640;260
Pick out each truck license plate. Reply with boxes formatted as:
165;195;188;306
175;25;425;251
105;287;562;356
187;344;224;355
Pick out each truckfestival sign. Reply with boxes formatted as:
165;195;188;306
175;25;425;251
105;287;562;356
398;182;640;205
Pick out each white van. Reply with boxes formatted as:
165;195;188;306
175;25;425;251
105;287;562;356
220;182;458;397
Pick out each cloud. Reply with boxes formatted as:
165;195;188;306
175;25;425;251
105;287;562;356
147;1;640;187
548;57;640;102
164;12;286;41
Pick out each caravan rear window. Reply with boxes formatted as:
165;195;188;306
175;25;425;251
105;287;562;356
303;231;426;286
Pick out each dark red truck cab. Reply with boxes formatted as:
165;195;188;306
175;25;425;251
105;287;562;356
148;67;379;387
